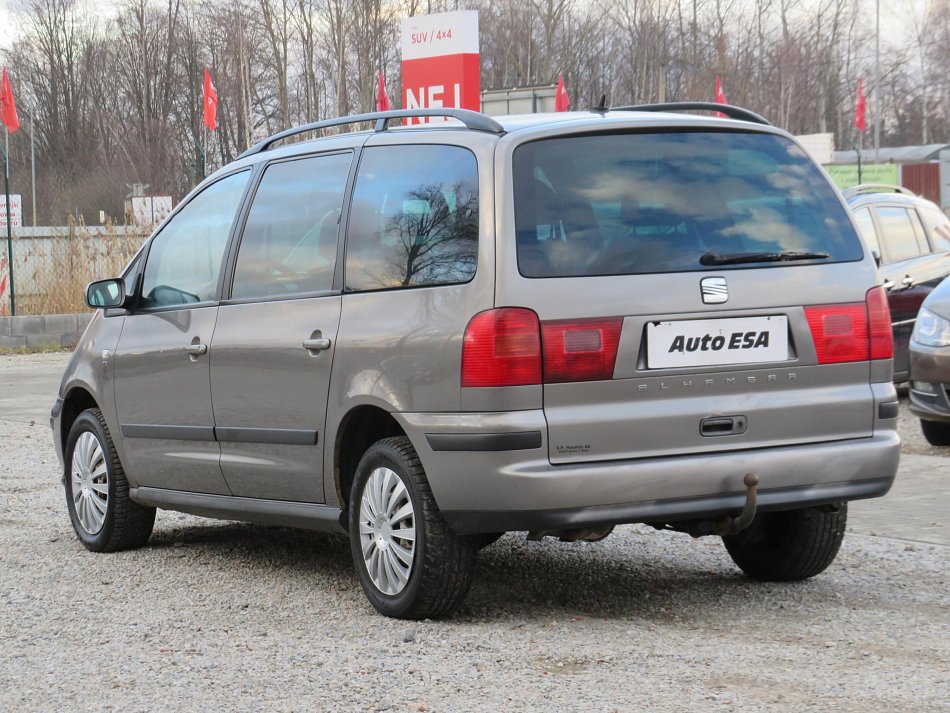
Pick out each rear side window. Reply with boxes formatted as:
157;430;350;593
512;132;863;277
345;145;478;291
231;152;351;300
919;204;950;252
876;207;924;262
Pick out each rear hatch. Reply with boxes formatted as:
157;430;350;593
500;127;888;464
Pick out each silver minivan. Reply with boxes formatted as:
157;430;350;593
52;105;901;618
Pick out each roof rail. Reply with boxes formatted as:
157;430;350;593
239;108;505;158
841;184;916;199
610;102;771;126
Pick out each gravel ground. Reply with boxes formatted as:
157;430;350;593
1;410;948;712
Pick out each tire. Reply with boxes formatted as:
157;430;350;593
64;408;156;552
722;503;847;582
920;419;950;446
348;436;477;619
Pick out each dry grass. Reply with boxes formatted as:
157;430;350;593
7;222;146;316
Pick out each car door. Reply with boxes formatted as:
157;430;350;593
873;204;946;378
113;170;252;494
209;151;354;503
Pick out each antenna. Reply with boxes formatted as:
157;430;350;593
591;94;608;115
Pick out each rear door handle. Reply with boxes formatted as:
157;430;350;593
303;337;332;352
185;343;208;356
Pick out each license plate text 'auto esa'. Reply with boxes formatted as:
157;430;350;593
646;316;789;369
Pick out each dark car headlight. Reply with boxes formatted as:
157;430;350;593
913;307;950;347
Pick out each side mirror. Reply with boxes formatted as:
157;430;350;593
85;278;126;309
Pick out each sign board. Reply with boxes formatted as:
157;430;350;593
401;11;479;124
125;196;173;226
0;194;22;229
482;86;557;116
824;164;899;191
795;133;834;165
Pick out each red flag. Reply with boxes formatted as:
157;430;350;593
376;71;391;112
555;74;571;112
203;68;218;131
714;76;727;117
854;79;867;133
1;67;20;133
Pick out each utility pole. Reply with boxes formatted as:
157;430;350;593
874;0;881;164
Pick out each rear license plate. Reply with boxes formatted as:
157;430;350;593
647;316;788;369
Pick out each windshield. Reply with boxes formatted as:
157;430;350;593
512;131;863;278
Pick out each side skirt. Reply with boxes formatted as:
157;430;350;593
130;486;347;534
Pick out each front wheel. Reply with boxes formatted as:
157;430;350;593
348;436;477;619
722;503;847;581
64;408;156;552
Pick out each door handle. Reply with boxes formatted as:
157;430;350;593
185;343;208;356
303;337;332;352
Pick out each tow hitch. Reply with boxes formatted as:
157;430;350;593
714;473;760;536
653;472;761;538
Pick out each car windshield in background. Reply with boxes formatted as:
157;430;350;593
513;131;863;278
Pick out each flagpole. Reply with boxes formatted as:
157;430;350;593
30;103;36;227
2;126;15;315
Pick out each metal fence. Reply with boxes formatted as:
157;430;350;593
2;223;148;316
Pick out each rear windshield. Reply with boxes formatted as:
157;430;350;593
513;131;863;277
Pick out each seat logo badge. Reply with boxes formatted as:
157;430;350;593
701;276;728;304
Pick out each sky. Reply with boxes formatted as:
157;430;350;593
0;1;12;52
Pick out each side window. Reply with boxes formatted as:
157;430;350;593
919;205;950;252
852;208;880;259
876;206;922;263
345;145;478;292
907;209;929;253
231;152;352;300
140;171;250;309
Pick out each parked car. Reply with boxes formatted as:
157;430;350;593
844;184;950;381
908;275;950;444
52;104;900;619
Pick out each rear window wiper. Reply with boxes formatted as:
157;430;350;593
700;250;830;266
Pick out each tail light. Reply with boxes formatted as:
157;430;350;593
542;318;623;383
462;309;623;386
866;286;894;360
804;286;893;364
461;308;542;387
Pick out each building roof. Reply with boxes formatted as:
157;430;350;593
832;144;949;165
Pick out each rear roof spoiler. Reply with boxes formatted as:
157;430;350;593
609;102;771;126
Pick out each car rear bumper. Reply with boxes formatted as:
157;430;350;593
395;410;901;534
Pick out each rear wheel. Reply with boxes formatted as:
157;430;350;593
722;503;847;581
920;419;950;446
64;408;156;552
348;436;477;619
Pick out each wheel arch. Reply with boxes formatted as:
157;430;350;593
60;384;100;453
333;404;407;510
